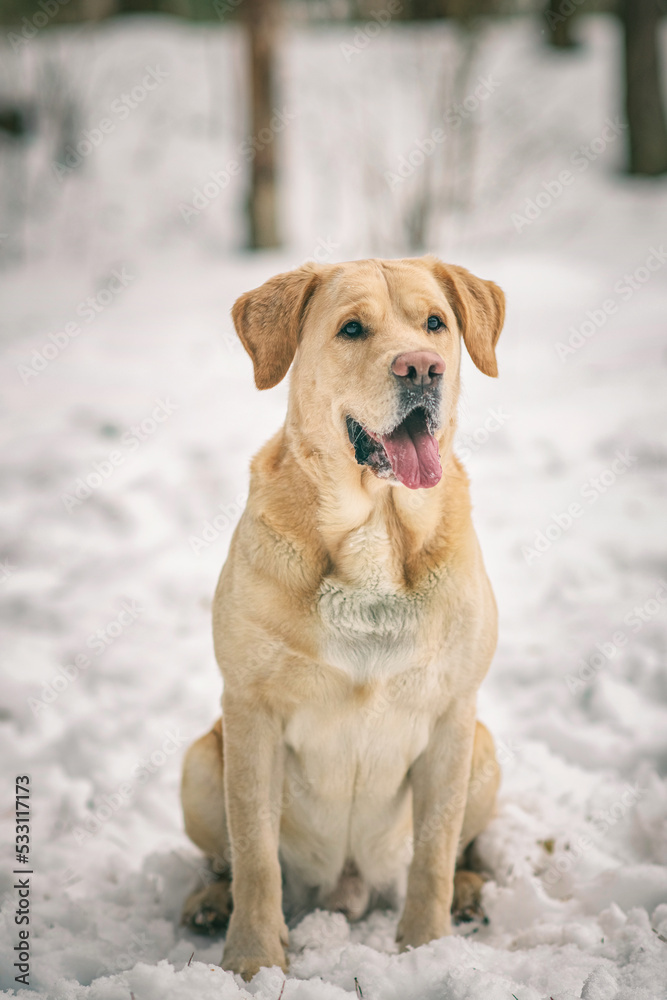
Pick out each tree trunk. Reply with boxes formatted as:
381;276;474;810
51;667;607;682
544;0;580;49
115;0;162;11
243;0;280;248
622;0;667;176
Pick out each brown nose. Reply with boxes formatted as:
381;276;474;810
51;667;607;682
391;351;445;387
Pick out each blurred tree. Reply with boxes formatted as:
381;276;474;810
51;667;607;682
243;0;280;247
115;0;164;10
622;0;667;175
544;0;582;48
0;106;33;137
399;0;502;18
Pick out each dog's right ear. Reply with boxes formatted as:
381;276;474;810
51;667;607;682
231;263;322;390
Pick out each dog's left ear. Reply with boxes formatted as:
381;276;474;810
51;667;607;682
427;257;505;377
231;263;322;389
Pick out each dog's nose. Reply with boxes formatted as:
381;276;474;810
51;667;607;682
391;351;445;387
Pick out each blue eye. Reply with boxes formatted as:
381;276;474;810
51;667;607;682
427;316;444;331
339;320;364;339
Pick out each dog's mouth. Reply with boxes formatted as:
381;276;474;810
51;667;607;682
346;407;442;490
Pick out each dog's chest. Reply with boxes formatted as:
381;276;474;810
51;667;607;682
316;521;437;681
284;687;432;804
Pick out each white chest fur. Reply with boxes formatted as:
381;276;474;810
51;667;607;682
317;578;426;680
316;519;440;682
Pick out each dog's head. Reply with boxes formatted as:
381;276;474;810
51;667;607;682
232;256;505;491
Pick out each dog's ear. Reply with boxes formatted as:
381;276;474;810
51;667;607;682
231;263;322;389
427;257;505;377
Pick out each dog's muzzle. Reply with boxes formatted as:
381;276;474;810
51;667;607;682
347;353;444;491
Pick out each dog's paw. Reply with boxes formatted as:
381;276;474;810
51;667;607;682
221;919;288;982
181;879;232;935
396;902;450;952
451;870;487;925
221;950;287;982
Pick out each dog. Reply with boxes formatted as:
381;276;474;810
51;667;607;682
180;255;505;980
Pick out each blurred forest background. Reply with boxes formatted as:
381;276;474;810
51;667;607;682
0;0;666;261
2;1;667;996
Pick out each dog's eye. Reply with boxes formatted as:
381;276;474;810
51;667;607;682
427;315;445;331
338;320;365;339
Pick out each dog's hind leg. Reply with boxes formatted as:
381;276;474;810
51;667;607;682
452;720;500;923
181;718;233;933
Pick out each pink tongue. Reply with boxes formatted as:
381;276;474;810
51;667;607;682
380;411;442;490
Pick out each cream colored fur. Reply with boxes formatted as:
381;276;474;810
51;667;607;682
180;256;505;980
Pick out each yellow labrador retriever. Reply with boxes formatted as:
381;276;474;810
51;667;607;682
181;255;505;980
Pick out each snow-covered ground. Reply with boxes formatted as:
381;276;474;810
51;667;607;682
1;12;667;1000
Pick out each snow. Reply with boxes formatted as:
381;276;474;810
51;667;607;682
1;11;667;1000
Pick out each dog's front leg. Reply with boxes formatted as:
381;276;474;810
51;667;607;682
221;694;288;980
397;700;477;951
